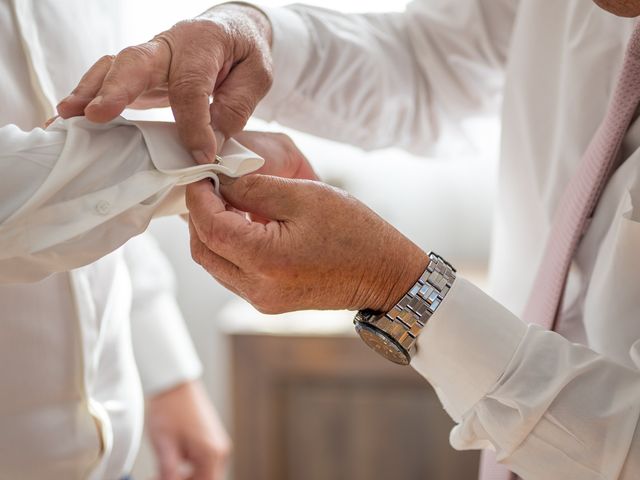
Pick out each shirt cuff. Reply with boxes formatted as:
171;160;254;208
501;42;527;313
131;292;203;397
411;278;527;421
253;5;311;120
135;120;264;181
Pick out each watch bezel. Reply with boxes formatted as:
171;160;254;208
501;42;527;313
354;319;411;365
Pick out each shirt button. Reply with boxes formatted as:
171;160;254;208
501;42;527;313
95;200;111;215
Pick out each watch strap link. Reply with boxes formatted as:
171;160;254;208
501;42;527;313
356;252;456;360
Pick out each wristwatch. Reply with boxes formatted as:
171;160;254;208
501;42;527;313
354;252;456;365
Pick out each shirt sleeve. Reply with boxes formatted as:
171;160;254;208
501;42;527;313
254;0;517;155
0;116;263;284
124;232;202;397
412;278;640;479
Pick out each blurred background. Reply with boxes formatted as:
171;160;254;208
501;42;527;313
125;1;500;478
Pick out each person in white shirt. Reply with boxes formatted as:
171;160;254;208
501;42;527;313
60;0;640;479
0;1;249;479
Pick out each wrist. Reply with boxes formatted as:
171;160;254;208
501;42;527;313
354;251;456;365
360;241;429;313
148;379;195;404
379;246;430;313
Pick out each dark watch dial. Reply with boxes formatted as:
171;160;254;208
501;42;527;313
354;322;411;365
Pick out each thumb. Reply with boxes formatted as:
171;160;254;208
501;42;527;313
220;174;303;221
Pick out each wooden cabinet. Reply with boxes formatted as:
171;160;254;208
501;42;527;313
230;334;479;480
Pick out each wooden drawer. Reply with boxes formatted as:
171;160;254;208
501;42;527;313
231;334;479;480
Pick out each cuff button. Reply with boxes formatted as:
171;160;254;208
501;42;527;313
95;200;111;215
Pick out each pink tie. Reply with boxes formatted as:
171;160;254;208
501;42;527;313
479;20;640;480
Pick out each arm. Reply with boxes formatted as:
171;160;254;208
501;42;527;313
59;0;516;158
255;0;517;154
412;279;640;479
125;232;202;396
184;136;640;479
0;118;261;283
125;233;231;480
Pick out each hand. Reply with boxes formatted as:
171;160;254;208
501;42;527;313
146;380;231;480
233;131;319;181
186;174;429;314
57;4;273;163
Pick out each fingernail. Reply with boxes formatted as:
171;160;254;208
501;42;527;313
57;94;74;106
43;116;59;128
218;174;236;185
87;95;103;108
192;150;211;164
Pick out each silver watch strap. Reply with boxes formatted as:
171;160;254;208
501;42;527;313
358;252;457;355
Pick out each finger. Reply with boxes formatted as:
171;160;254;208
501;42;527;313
57;55;114;118
155;437;181;480
188;459;224;480
289;151;320;181
43;116;59;129
85;41;169;123
210;445;231;480
185;180;227;219
185;180;265;265
255;147;318;181
210;54;273;139
127;86;170;110
231;131;318;181
188;218;242;287
168;52;220;163
212;456;229;480
185;445;229;480
187;458;216;480
220;174;302;220
232;131;291;177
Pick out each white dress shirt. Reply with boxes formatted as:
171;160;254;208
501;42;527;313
257;1;640;478
0;1;261;479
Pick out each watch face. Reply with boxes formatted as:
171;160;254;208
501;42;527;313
355;323;410;365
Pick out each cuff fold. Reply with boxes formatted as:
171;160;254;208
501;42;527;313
411;278;527;421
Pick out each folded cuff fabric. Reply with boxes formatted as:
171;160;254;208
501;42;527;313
411;278;527;421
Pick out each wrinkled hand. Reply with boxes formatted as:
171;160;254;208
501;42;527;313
186;174;428;314
234;131;318;181
147;380;231;480
57;4;273;163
